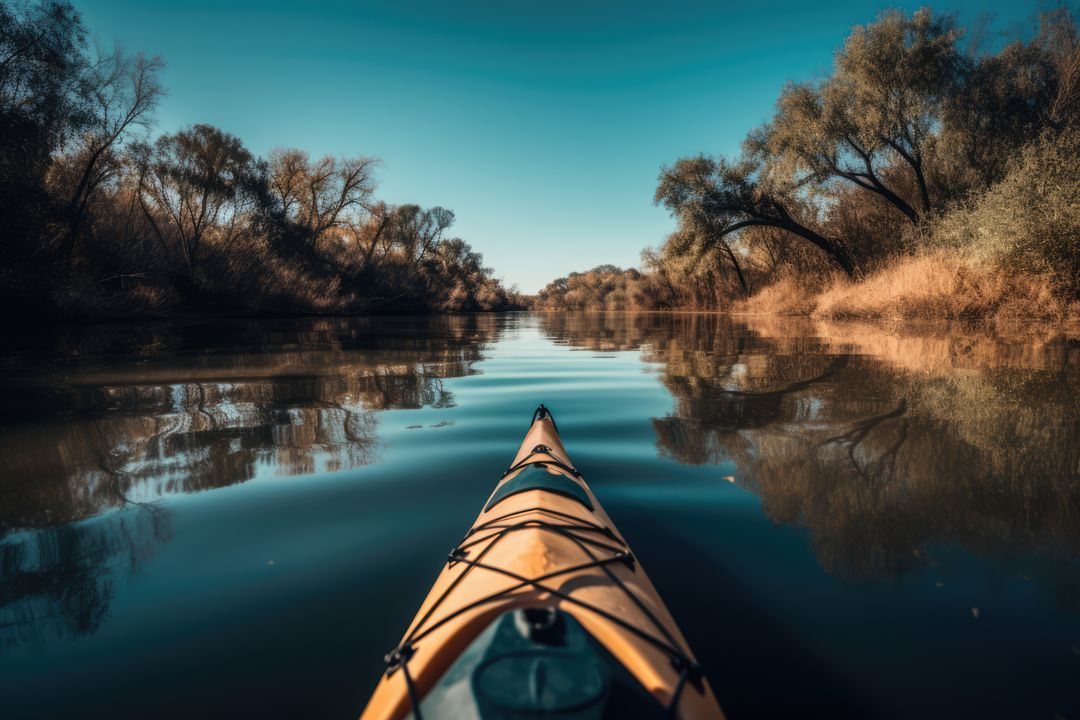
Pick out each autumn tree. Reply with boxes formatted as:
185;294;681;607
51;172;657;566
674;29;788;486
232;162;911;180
0;0;522;317
398;205;455;269
135;124;259;285
832;9;962;215
267;148;377;257
55;48;164;259
942;8;1079;189
533;265;647;310
653;6;1079;306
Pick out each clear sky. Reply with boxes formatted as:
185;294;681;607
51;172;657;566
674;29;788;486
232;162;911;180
78;0;1043;292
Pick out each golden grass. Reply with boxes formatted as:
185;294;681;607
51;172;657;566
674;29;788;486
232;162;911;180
738;252;1077;326
737;274;821;316
815;252;1067;322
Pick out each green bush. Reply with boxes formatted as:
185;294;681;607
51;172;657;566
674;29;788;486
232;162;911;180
932;124;1080;296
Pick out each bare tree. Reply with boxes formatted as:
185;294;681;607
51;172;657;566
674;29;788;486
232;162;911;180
377;204;455;269
267;148;378;249
58;47;164;258
136;124;257;284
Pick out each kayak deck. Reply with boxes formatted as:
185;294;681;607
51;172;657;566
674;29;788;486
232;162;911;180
361;406;723;719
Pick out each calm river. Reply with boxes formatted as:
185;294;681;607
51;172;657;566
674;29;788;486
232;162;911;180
1;313;1078;719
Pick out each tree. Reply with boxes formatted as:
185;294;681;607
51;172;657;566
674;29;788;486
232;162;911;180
0;0;89;160
653;6;1080;302
426;236;505;311
267;148;377;255
755;9;964;226
0;0;89;268
663;217;750;297
1038;7;1080;129
941;9;1078;190
56;47;164;259
355;200;392;265
754;82;922;225
655;154;856;276
407;205;455;268
385;204;454;269
135;124;258;284
0;1;522;317
532;265;648;310
834;9;963;215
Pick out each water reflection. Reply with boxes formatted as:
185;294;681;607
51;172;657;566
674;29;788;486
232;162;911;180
1;312;1078;717
0;315;503;649
0;316;499;530
1;506;171;651
540;313;1080;591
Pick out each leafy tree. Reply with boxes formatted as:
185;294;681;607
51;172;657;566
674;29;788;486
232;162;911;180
745;8;963;237
655;154;856;276
533;265;646;310
647;6;1079;312
829;9;962;215
942;9;1078;190
0;0;523;317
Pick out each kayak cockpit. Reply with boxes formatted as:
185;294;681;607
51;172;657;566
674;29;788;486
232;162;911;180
408;607;671;719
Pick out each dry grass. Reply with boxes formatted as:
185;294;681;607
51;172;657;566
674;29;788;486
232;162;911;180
737;274;822;315
738;252;1077;326
815;253;1068;322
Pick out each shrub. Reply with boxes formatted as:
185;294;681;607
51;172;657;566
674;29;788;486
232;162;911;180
930;124;1080;297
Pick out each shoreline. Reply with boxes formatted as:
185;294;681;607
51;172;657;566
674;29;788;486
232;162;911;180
9;306;1078;329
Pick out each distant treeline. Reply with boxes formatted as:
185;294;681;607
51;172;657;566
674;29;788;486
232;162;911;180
534;8;1080;321
0;1;524;320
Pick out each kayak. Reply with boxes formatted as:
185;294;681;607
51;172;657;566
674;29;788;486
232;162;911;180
360;405;724;720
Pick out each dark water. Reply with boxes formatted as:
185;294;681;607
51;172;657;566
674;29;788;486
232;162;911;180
1;313;1078;719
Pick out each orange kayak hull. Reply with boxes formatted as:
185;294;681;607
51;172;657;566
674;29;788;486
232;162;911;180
360;408;724;719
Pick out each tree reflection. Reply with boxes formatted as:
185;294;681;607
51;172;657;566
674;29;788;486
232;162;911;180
0;315;499;533
541;313;1080;598
1;505;172;651
0;316;501;649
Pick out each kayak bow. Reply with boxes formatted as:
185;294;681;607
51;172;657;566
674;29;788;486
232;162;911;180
361;405;724;719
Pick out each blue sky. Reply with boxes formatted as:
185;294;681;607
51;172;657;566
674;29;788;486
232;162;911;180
79;0;1043;292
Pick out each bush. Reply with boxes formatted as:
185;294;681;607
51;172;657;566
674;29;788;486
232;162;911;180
931;125;1080;297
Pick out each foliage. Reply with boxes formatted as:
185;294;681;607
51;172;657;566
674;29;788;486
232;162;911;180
623;6;1080;316
0;0;522;320
532;265;645;310
930;124;1080;296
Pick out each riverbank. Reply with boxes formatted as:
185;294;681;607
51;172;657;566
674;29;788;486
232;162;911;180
531;254;1080;328
736;252;1079;327
3;265;526;326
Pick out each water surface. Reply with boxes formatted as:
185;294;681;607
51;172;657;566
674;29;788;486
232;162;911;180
1;313;1078;719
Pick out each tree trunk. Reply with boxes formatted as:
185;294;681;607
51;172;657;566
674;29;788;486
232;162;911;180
719;240;750;296
781;223;856;277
